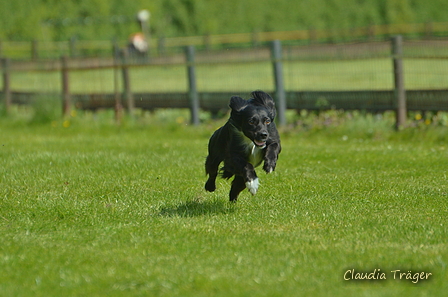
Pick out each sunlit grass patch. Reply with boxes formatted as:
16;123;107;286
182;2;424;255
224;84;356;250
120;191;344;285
0;115;447;296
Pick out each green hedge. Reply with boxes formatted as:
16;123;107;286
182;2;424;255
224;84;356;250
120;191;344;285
1;0;448;41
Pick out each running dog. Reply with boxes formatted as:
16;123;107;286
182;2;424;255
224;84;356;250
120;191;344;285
205;91;281;202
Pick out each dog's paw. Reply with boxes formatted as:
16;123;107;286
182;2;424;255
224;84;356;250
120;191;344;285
263;162;276;174
205;179;216;192
245;178;259;195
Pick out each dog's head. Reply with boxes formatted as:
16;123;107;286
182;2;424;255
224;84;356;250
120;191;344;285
229;91;276;149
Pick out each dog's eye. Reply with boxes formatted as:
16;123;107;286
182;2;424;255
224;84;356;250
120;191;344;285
248;118;256;125
265;119;271;125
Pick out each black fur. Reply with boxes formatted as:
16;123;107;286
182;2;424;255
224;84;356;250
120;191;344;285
205;91;281;202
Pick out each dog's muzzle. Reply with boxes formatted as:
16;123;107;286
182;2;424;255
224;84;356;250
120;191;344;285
254;132;268;149
254;132;268;148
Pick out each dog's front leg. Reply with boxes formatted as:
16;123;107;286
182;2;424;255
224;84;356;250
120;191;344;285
229;166;258;201
263;142;281;173
226;156;259;199
242;163;259;195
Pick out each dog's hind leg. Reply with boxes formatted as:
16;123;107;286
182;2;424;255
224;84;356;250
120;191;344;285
205;155;221;192
229;175;246;202
205;174;217;192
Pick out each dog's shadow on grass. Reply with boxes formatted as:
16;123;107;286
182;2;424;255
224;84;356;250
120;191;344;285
159;198;236;217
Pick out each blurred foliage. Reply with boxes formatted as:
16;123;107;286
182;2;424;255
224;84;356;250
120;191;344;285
29;95;62;124
1;0;448;41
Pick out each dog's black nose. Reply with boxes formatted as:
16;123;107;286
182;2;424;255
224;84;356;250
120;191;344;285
259;132;268;140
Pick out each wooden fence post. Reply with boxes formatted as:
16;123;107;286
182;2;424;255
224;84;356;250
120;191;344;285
186;45;200;125
392;35;407;129
309;27;317;44
425;22;433;39
32;40;38;60
2;58;11;114
69;36;78;57
121;49;134;117
203;34;211;51
252;31;260;47
367;24;375;41
271;40;286;126
61;56;71;117
113;43;123;123
158;37;166;56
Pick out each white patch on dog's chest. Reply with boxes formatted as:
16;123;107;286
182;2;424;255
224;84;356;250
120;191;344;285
239;134;263;167
235;129;265;167
248;143;264;167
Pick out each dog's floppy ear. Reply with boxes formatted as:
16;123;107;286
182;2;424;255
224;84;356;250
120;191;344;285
229;96;248;112
250;91;276;119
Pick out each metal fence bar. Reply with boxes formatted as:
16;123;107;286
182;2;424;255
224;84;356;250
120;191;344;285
392;35;407;129
186;45;200;125
271;40;286;126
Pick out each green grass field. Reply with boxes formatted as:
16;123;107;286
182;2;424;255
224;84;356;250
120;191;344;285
0;111;447;296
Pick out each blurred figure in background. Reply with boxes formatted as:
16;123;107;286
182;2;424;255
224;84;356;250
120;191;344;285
127;32;148;61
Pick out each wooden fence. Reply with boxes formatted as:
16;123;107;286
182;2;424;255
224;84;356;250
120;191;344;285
2;36;448;128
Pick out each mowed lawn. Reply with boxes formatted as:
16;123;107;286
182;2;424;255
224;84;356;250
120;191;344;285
0;116;447;296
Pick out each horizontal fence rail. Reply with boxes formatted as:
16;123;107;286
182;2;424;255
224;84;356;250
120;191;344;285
2;37;448;127
8;90;448;111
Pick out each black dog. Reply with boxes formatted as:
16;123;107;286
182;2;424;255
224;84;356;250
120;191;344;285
205;91;281;202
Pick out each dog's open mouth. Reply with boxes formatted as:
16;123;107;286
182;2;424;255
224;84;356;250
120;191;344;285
253;140;267;148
